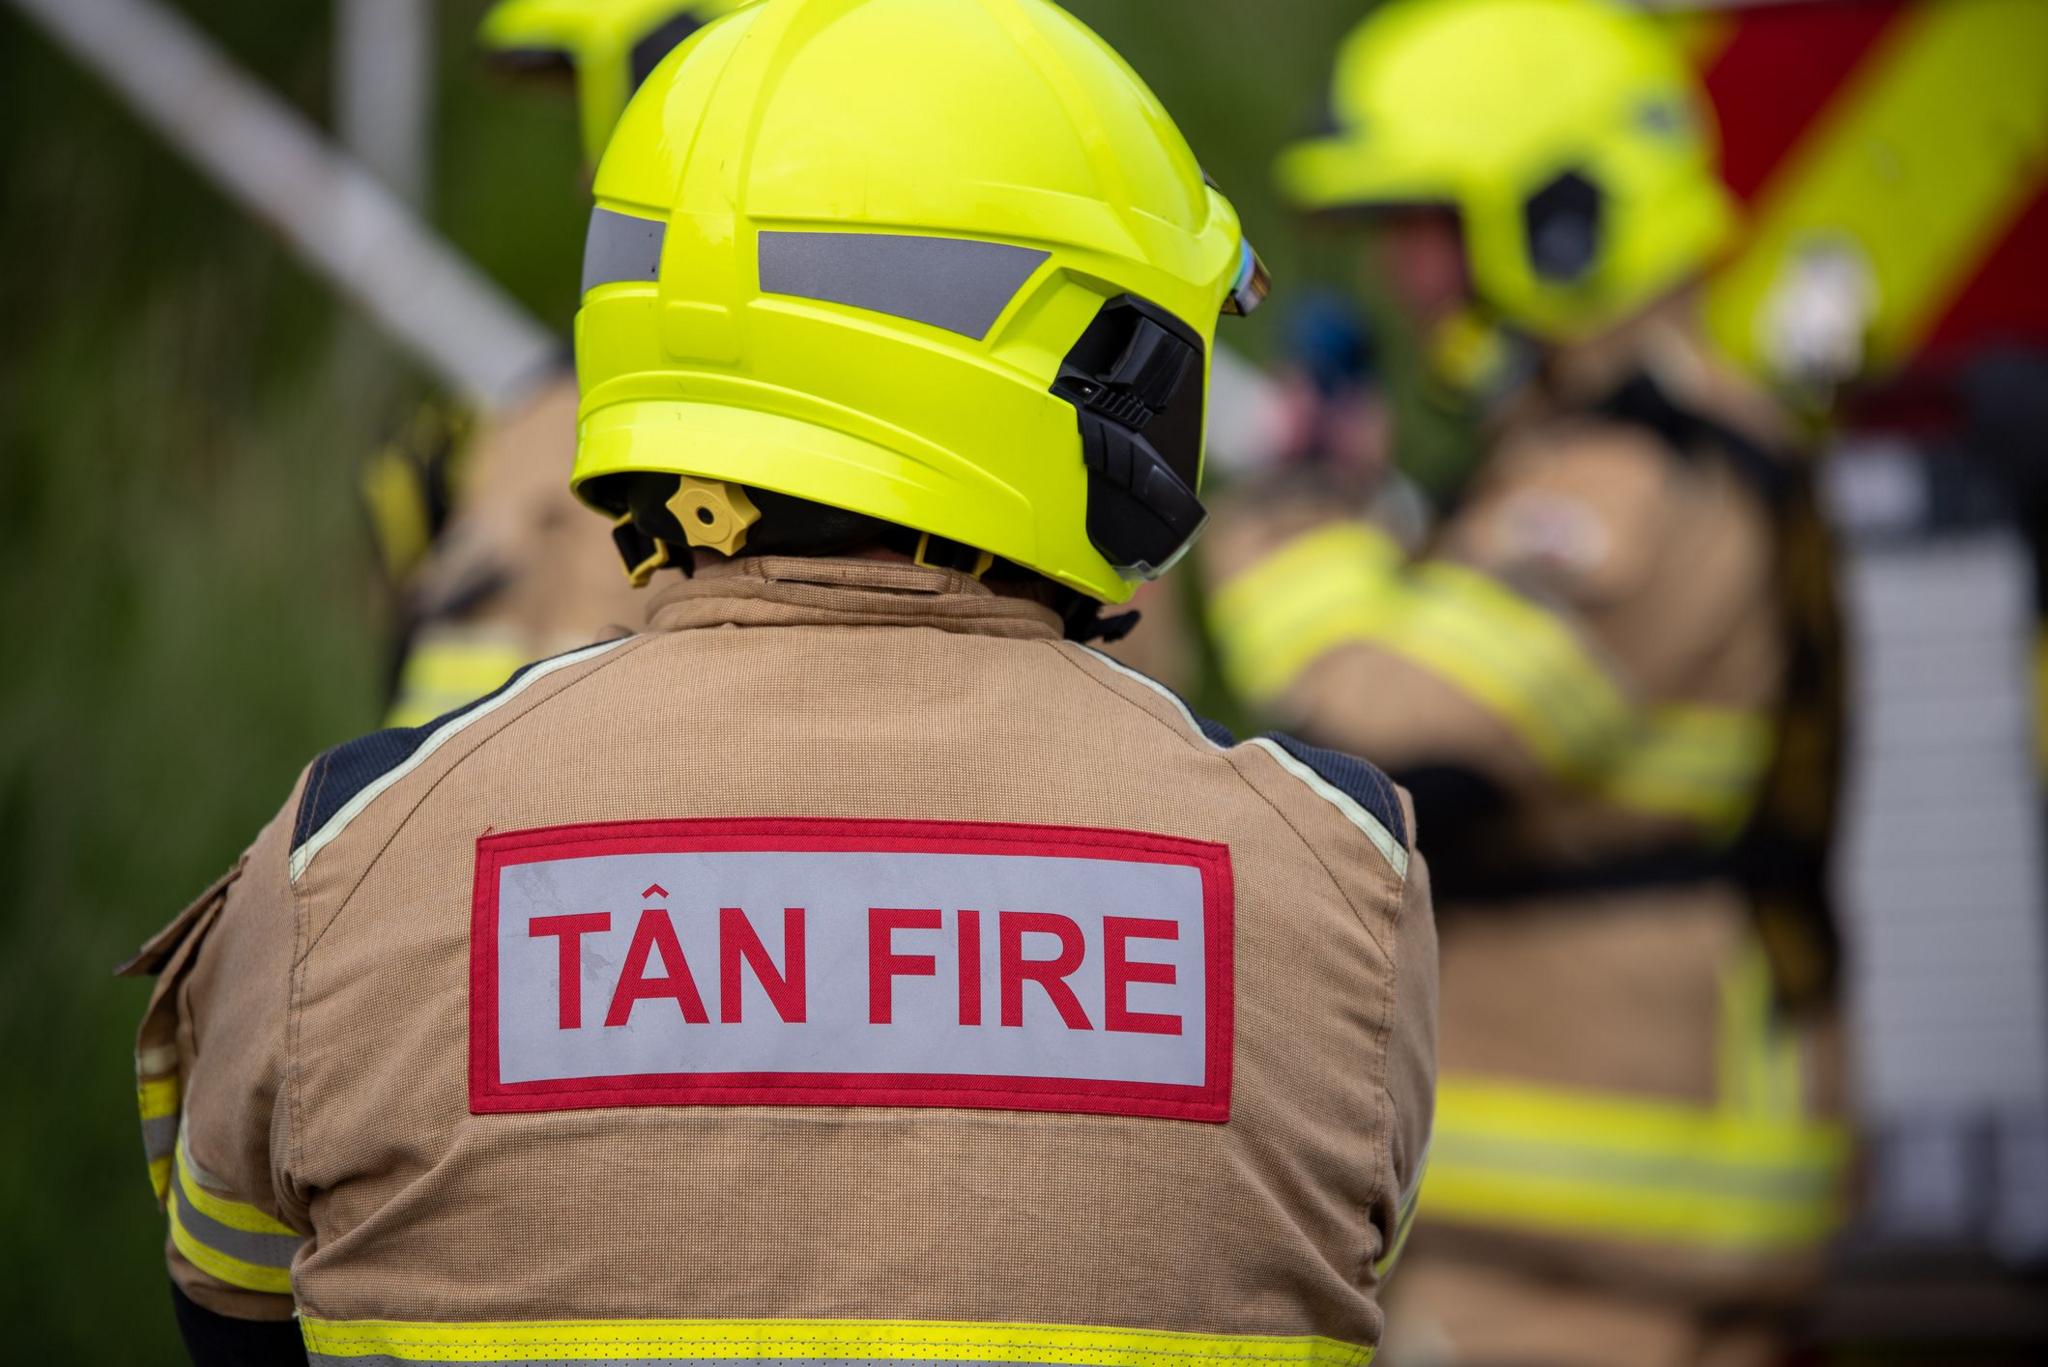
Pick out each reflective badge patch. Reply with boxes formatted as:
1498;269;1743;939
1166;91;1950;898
470;818;1233;1122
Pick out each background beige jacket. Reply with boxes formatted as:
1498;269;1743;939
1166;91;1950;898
1204;344;1847;1307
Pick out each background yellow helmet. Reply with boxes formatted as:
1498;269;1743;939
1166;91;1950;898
571;0;1262;604
480;0;751;166
1278;0;1734;341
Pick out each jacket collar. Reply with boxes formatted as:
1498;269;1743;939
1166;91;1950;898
645;555;1065;640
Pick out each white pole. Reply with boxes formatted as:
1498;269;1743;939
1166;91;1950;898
336;0;435;209
7;0;1284;455
6;0;558;412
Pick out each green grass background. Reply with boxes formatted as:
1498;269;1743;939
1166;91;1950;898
0;2;1372;1357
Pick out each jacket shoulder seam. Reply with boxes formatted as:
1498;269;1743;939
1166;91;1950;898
1246;734;1409;879
1223;746;1402;961
287;637;636;884
1061;644;1238;750
294;635;650;965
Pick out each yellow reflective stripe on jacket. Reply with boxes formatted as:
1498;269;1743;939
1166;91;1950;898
360;445;436;584
1210;523;1404;704
1719;940;1807;1121
1420;1077;1848;1252
1599;705;1774;832
1210;523;1630;775
1373;1158;1425;1282
168;1143;303;1295
137;1070;180;1200
138;1074;179;1126
1210;526;1771;829
299;1317;1375;1365
1422;931;1845;1254
1392;562;1631;777
386;631;535;729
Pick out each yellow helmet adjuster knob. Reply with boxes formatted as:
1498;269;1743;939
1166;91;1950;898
668;476;760;558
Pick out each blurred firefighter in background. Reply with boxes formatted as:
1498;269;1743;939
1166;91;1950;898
1206;0;1852;1362
363;0;745;727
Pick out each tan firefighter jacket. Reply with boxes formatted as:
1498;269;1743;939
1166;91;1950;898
1204;335;1849;1302
126;555;1436;1363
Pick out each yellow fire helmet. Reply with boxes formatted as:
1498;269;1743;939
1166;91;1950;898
1278;0;1734;342
479;0;752;166
570;0;1266;605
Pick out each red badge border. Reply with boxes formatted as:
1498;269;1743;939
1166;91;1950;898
469;817;1234;1123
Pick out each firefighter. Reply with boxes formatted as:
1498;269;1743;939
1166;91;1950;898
125;2;1436;1362
478;0;753;170
1204;0;1849;1362
371;1;748;728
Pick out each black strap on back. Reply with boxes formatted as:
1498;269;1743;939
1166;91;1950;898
1387;763;1746;906
1595;371;1846;1012
1596;372;1796;509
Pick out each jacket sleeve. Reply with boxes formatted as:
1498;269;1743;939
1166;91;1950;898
1377;814;1435;1283
1207;427;1765;836
123;772;310;1321
1228;739;1437;1292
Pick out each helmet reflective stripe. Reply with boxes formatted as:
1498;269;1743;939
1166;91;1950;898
582;208;667;293
758;232;1052;341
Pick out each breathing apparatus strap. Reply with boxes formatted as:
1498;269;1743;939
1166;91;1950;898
1596;372;1846;1013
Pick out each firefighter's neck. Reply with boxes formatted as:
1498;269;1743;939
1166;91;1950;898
1543;287;1710;406
1538;286;1793;446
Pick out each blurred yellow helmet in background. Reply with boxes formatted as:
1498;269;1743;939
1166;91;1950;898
1278;0;1735;341
570;0;1261;604
479;0;751;165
